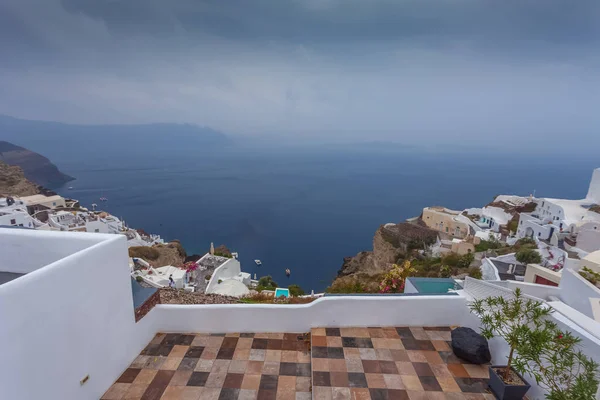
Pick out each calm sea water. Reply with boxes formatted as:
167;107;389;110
49;147;598;292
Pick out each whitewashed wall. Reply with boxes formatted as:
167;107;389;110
559;268;600;319
0;230;156;400
206;258;241;293
151;295;474;333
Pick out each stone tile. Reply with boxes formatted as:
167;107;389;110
401;375;424;391
247;361;265;375
376;349;394;361
365;373;387;389
371;338;389;349
416;341;436;351
410;328;430;341
207;337;225;348
250;349;267;361
326;328;341;336
406;391;428;400
384;374;405;390
202;388;223;400
133;369;158;385
219;388;240;400
237;338;254;349
419;376;442;392
253;339;269;350
361;360;381;373
102;383;131;399
281;350;298;363
332;387;352;400
413;363;434;377
368;328;386;338
229;360;248;374
145;356;167;370
179;387;203;400
123;383;148;400
390;350;410;362
259;375;279;390
431;341;450;352
329;359;348;372
266;350;282;362
241;375;262;390
279;362;297;376
262;361;281;375
234;348;252;361
388;389;410;400
407;351;427;363
296;363;311;378
170;371;193;386
313;336;328;347
327;336;343;347
314;371;332;387
350;388;371;400
296;376;311;392
205;372;227;388
257;389;277;400
358;348;377;360
118;368;142;384
312;328;327;337
438;352;462;365
170;345;190;358
435;376;461;392
151;333;166;345
396;328;415;340
278;375;297;390
330;372;350;387
462;365;489;379
347;373;368;388
328;347;346;359
191;335;210;347
160;386;185;399
446;364;470;379
201;348;219;360
222;337;239;348
388;339;405;350
443;394;467;400
430;365;452;379
223;373;245;389
212;360;232;374
382;328;400;339
178;357;199;371
346;359;364;373
395;362;417;376
295;392;312;400
239;389;258;400
369;388;389;400
161;357;183;371
217;347;236;360
423;352;444;365
131;355;151;369
195;359;214;372
185;346;205;358
313;358;330;371
313;386;333;400
343;348;361;360
453;378;488;394
187;371;210;387
380;361;398;375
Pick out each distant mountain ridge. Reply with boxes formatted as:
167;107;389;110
0;141;74;188
0;115;232;162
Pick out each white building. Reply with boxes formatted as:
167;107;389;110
196;253;251;296
0;198;36;228
517;168;600;255
2;228;600;399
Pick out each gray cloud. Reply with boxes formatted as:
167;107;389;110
0;0;599;149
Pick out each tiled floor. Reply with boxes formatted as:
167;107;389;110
311;327;495;400
102;332;312;400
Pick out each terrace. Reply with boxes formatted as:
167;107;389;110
2;228;600;399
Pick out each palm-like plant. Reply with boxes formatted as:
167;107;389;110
470;288;554;382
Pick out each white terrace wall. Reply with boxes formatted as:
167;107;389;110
151;295;475;333
559;268;600;319
206;258;241;293
0;228;108;273
0;230;156;400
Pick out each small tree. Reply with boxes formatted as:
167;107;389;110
515;325;599;400
467;266;482;279
439;265;452;278
379;260;415;293
470;288;554;382
257;275;278;291
288;284;305;297
516;248;542;265
458;253;475;268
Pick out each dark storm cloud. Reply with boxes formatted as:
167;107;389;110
0;0;599;149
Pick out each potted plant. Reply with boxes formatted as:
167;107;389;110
515;325;599;400
470;288;553;399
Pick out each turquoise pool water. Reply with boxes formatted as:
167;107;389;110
274;288;290;298
408;278;459;294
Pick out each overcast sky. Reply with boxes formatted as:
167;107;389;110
1;0;599;147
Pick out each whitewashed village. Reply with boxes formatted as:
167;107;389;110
4;167;600;399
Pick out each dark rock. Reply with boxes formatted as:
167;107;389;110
451;327;491;365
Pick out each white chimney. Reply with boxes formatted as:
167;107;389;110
210;242;215;255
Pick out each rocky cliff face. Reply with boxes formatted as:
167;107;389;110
0;141;74;188
0;161;40;196
330;221;438;290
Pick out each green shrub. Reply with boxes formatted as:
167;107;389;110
442;253;461;267
135;275;144;283
128;246;160;261
256;275;278;291
515;248;542;264
218;279;223;284
326;279;366;294
439;265;452;278
580;267;600;287
457;253;474;269
205;274;212;281
467;266;482;279
288;284;305;297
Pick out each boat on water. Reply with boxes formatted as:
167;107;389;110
100;197;108;202
254;260;262;266
68;186;73;190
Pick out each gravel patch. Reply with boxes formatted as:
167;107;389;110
159;288;239;304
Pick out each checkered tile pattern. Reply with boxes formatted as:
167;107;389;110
311;327;495;400
102;333;312;400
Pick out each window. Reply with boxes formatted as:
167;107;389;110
94;229;99;233
446;227;449;232
538;232;541;236
52;202;56;206
10;219;16;225
520;221;523;225
542;201;545;207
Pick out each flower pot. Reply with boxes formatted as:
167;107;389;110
488;365;530;400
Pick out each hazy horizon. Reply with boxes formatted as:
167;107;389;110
1;1;600;151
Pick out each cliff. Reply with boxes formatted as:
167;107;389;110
0;161;40;196
0;141;75;187
330;221;438;291
0;141;74;188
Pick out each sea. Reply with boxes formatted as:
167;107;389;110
48;146;599;292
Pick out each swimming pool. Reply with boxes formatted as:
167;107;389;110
406;278;460;294
274;288;290;298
